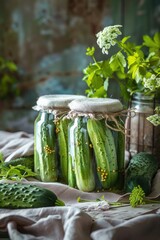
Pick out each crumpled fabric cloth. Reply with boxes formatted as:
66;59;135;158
0;130;160;240
0;208;160;240
0;131;34;161
0;207;92;240
91;214;160;240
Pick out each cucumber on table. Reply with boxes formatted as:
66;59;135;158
0;183;65;208
125;152;159;195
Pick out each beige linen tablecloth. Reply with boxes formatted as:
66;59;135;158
0;130;160;240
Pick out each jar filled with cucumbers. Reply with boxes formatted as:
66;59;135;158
33;94;86;183
67;98;125;191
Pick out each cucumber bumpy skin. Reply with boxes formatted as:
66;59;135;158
0;183;65;208
34;112;58;182
110;118;125;190
125;152;158;195
87;118;118;189
68;119;77;188
34;112;41;178
56;117;71;184
74;117;96;192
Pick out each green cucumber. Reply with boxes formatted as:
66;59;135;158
34;112;41;178
87;118;118;189
56;117;71;184
74;117;95;192
34;112;58;182
109;118;125;190
0;183;65;208
68;119;77;188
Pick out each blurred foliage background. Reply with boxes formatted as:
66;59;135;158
0;0;159;132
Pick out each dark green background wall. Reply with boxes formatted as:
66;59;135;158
0;0;159;132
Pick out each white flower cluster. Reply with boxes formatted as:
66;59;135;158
143;74;160;92
96;25;122;55
147;114;160;126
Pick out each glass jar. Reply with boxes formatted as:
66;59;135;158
68;98;125;191
125;93;160;160
34;110;57;182
33;94;86;183
68;116;96;191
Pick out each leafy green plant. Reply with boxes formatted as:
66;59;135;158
0;56;19;100
0;153;37;181
83;25;160;101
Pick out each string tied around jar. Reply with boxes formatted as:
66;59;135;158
67;109;131;135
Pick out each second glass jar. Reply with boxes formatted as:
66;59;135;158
68;98;125;191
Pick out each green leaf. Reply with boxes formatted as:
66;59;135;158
147;54;159;65
116;52;127;68
0;153;37;181
100;60;113;77
85;89;94;97
153;32;160;46
127;55;136;67
109;52;126;73
121;36;131;44
118;80;131;101
86;47;95;56
5;61;17;71
143;35;158;48
83;63;98;75
109;55;120;71
135;48;144;58
85;70;96;86
91;74;104;89
128;64;139;80
92;86;107;98
116;71;127;80
138;65;146;76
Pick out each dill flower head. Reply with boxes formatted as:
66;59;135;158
147;106;160;126
143;74;160;92
96;25;122;55
129;185;145;207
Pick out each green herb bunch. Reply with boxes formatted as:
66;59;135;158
83;25;160;101
129;185;160;207
0;153;36;181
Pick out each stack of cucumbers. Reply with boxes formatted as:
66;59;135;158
34;111;125;192
33;96;125;192
68;117;125;191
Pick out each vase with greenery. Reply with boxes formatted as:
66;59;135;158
83;25;160;104
82;25;160;160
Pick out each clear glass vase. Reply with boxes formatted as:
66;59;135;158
125;92;160;162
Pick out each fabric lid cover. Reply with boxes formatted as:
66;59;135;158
36;94;86;108
69;98;123;113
